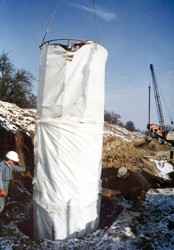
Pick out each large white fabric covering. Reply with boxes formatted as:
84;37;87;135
33;41;108;240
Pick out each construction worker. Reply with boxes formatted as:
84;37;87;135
0;151;29;213
117;166;149;208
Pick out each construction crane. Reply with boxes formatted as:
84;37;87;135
150;64;164;127
147;64;174;145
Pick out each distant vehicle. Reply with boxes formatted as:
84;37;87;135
147;123;174;145
147;64;174;146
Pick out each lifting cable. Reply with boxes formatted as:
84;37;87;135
155;74;174;126
41;0;60;45
41;0;100;45
92;0;100;44
160;88;174;125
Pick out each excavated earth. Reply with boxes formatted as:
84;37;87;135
0;101;174;249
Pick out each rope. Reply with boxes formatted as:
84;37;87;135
160;87;173;126
41;0;60;45
92;0;100;44
41;0;100;45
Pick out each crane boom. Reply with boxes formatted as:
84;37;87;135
147;64;174;146
150;64;165;127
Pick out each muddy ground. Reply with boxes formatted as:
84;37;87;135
0;135;174;248
101;135;174;226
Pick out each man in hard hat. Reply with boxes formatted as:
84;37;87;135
0;151;29;213
117;166;149;208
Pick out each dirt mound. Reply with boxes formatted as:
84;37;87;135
0;101;35;168
102;125;174;198
102;137;166;171
102;136;147;170
102;125;171;171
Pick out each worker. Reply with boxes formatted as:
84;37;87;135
0;151;30;213
117;166;149;208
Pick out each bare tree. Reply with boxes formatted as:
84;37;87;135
104;110;123;126
0;52;36;108
125;121;136;131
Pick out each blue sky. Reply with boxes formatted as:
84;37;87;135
0;0;174;130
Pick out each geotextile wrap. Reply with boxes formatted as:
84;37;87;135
33;41;108;240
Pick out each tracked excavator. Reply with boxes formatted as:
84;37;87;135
147;64;174;145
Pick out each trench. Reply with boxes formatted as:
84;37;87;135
16;194;123;240
1;170;124;242
11;168;124;240
1;184;123;241
3;165;174;242
2;190;123;240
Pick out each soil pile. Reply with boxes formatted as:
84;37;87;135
0;101;35;168
102;123;174;198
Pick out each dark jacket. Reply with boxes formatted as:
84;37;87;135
119;170;149;202
120;171;149;193
103;170;149;202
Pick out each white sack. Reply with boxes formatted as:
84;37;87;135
154;160;173;180
33;41;108;240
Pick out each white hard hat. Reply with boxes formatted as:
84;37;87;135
6;151;19;162
118;167;128;177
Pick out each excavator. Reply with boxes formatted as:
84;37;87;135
147;64;174;146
